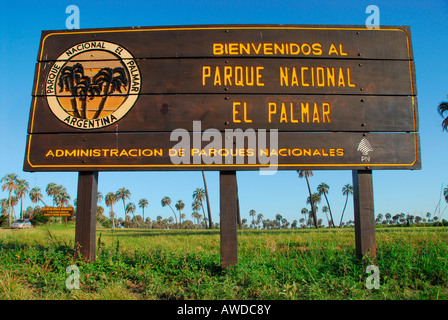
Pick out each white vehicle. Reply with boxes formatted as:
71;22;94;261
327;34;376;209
11;219;33;229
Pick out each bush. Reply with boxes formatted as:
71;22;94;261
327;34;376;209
0;215;7;227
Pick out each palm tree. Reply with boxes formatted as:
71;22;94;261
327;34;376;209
58;63;85;118
97;191;103;204
93;67;128;119
193;188;209;228
105;192;117;228
437;100;448;131
256;213;263;228
46;183;58;206
56;188;71;207
191;211;201;227
9;196;18;220
249;209;256;228
317;182;335;227
444;187;448;204
192;199;202;228
322;205;330;227
175;200;185;227
161;196;178;228
116;187;131;227
1;173;18;227
126;202;136;227
201;171;213;229
15;179;29;220
306;192;321;227
74;75;100;119
138;198;149;222
339;184;354;227
297;170;318;228
30;187;47;207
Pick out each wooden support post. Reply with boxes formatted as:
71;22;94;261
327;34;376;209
74;171;98;263
220;171;238;268
353;170;376;259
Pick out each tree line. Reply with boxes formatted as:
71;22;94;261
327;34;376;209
1;171;447;229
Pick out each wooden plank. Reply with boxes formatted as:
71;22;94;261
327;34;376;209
74;171;98;262
23;132;420;171
220;171;238;268
37;25;412;61
27;95;418;134
33;58;415;96
353;170;376;259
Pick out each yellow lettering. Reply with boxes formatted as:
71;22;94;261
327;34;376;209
302;43;311;55
45;150;54;157
290;43;300;54
301;67;309;87
328;43;339;55
202;66;211;85
252;43;262;54
213;43;223;55
245;66;254;86
312;43;323;55
301;102;310;122
235;66;244;86
256;66;264;86
240;43;250;55
280;67;288;86
322;103;331;123
339;43;348;56
280;103;288;123
290;102;299;123
338;67;346;87
233;102;241;123
263;43;273;54
347;68;356;87
291;67;299;86
327;67;335;86
268;102;277;123
214;66;221;85
316;67;325;86
228;43;238;54
224;66;233;86
243;102;252;123
274;43;285;55
312;103;320;123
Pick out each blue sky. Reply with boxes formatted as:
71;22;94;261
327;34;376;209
0;0;447;226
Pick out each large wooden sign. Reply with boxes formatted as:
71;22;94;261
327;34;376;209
24;25;420;172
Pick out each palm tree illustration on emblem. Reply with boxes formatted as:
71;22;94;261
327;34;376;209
57;63;128;120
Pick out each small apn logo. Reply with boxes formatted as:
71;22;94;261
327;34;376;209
45;41;141;129
357;137;373;162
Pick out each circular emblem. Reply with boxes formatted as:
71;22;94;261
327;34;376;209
45;41;141;129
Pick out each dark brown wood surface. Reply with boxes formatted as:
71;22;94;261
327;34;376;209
353;170;376;258
74;171;98;262
33;58;415;96
28;95;418;133
37;25;412;61
24;24;419;173
23;132;420;171
220;171;238;268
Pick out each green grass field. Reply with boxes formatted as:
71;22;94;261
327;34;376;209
0;225;447;300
